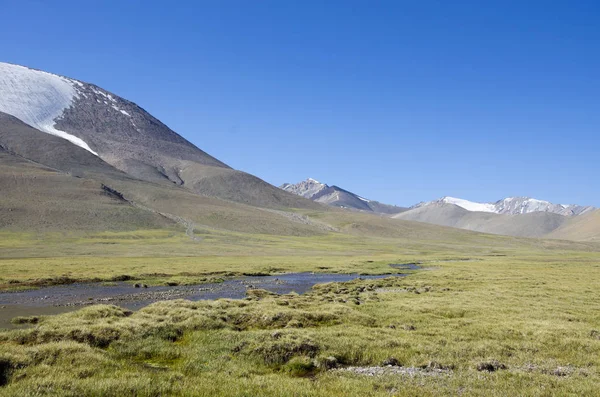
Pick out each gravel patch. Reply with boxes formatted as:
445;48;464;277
333;365;452;377
517;364;590;377
375;288;408;293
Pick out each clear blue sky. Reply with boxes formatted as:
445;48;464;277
2;0;599;207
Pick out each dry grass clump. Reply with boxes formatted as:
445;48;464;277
283;356;317;377
10;316;39;325
242;332;320;365
476;360;507;372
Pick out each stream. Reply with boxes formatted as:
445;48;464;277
0;264;419;328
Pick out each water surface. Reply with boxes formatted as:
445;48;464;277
0;271;411;329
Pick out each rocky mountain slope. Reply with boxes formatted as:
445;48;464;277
280;178;327;199
0;111;328;236
0;62;319;210
280;178;407;215
0;140;172;232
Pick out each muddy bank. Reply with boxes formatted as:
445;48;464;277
0;270;414;329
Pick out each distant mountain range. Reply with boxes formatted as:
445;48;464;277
395;196;595;238
280;179;407;215
411;196;593;216
281;179;598;239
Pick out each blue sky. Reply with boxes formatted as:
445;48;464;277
2;0;599;207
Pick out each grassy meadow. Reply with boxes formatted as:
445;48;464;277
0;225;599;396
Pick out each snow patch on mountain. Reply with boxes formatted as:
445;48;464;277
414;196;593;216
441;197;496;213
494;197;592;216
0;62;98;155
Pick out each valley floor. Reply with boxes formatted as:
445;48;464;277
0;230;599;396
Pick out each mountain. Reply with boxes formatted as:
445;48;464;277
280;178;328;199
280;178;407;215
0;62;320;211
412;196;593;216
394;202;569;238
0;114;173;232
547;209;600;241
0;111;334;236
395;195;595;238
493;197;593;216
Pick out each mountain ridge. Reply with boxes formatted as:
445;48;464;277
413;196;593;216
280;178;407;215
394;202;570;238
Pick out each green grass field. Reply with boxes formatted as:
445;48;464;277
0;227;599;396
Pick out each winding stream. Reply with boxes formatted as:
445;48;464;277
0;265;419;329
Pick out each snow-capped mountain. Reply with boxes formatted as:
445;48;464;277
280;178;407;214
0;62;225;171
396;196;596;238
413;196;593;216
0;61;317;210
494;197;593;216
0;62;98;154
